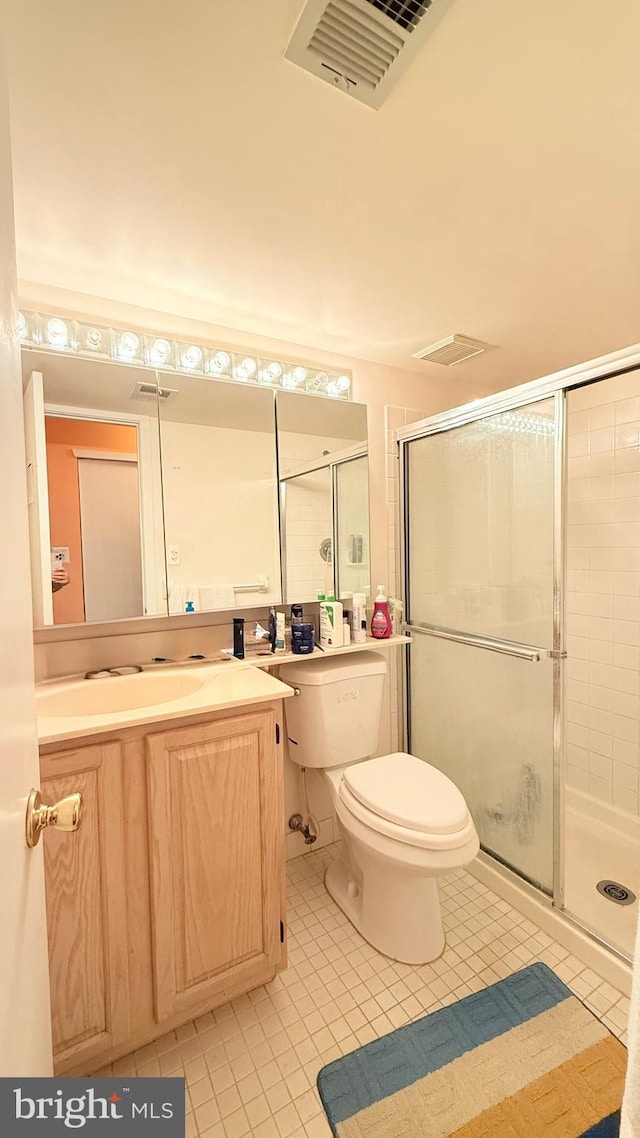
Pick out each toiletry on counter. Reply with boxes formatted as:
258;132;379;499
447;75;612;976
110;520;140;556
320;596;343;648
351;593;367;644
342;617;351;646
275;611;286;651
371;585;392;639
269;607;277;653
389;596;404;635
233;617;245;659
291;603;304;624
291;621;315;654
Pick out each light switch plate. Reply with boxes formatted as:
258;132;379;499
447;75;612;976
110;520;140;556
168;545;181;566
51;546;70;569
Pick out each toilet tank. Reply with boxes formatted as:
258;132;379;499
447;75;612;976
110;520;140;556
279;652;387;769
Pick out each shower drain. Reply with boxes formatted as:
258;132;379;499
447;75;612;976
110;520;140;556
596;880;636;906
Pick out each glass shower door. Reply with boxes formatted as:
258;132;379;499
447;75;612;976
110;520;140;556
405;398;559;892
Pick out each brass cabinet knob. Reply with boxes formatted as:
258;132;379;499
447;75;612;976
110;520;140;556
25;788;83;848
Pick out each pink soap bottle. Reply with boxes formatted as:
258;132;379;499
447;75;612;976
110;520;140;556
371;585;392;639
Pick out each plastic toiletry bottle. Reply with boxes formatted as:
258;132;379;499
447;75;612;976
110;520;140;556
342;617;351;646
233;617;245;659
275;611;286;651
320;596;344;648
371;586;392;639
185;600;195;613
291;603;304;625
351;593;367;644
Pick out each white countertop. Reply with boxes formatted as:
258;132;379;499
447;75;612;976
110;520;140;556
247;633;411;668
37;659;293;746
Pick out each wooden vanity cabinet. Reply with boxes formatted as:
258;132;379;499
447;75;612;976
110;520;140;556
40;700;286;1075
146;709;284;1021
40;741;131;1073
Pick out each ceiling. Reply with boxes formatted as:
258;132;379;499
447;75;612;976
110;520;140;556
7;0;640;389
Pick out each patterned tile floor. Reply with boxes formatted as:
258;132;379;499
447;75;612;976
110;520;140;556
103;844;631;1137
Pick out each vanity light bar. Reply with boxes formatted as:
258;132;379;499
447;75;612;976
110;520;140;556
18;311;352;401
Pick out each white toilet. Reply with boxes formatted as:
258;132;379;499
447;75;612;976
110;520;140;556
280;652;479;964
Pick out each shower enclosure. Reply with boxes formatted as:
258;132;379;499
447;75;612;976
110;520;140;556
400;354;640;961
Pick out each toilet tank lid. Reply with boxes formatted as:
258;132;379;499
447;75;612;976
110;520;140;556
343;752;470;835
279;652;387;686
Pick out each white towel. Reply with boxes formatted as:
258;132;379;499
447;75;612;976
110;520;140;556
199;585;235;610
621;907;640;1135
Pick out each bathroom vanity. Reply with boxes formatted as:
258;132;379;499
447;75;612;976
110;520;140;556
36;662;293;1075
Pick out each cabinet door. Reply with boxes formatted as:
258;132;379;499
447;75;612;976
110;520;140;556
146;710;283;1022
40;742;130;1072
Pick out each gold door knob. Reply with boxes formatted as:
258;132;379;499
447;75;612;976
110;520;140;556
25;788;83;848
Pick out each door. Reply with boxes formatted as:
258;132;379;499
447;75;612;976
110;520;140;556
0;82;53;1074
78;457;144;621
23;371;53;627
41;742;130;1074
146;711;284;1022
404;396;560;893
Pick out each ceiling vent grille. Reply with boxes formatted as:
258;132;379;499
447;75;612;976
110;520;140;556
130;381;176;402
367;0;432;32
412;335;491;366
284;0;453;109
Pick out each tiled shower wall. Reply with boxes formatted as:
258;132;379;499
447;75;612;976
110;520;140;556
566;372;640;815
282;471;333;602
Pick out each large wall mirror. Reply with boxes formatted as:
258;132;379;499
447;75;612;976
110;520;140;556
277;392;370;604
22;351;281;628
21;345;367;630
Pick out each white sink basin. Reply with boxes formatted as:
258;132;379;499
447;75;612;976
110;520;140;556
37;669;211;718
35;659;294;745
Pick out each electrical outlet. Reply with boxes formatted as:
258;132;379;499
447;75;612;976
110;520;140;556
51;547;70;569
168;545;181;566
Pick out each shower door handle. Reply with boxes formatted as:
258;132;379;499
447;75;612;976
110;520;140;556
406;624;562;662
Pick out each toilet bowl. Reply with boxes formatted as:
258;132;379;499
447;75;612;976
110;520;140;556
280;653;479;964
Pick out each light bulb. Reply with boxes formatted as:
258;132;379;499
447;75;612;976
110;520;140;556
181;345;203;369
308;371;328;392
210;350;230;373
336;375;350;392
117;331;140;360
46;317;69;348
85;328;103;350
266;361;282;380
18;312;27;340
292;366;306;383
327;381;340;398
236;357;257;380
150;338;171;365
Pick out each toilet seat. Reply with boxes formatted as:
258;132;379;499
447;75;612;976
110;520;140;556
338;752;476;852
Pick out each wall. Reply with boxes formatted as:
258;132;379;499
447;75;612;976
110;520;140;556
45;418;137;624
160;420;280;612
566;372;640;815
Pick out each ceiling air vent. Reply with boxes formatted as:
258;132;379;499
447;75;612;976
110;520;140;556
130;381;176;402
412;335;491;366
284;0;454;109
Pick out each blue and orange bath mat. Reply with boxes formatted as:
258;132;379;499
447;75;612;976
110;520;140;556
317;962;625;1137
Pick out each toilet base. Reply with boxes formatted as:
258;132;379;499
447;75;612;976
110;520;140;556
325;854;446;965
